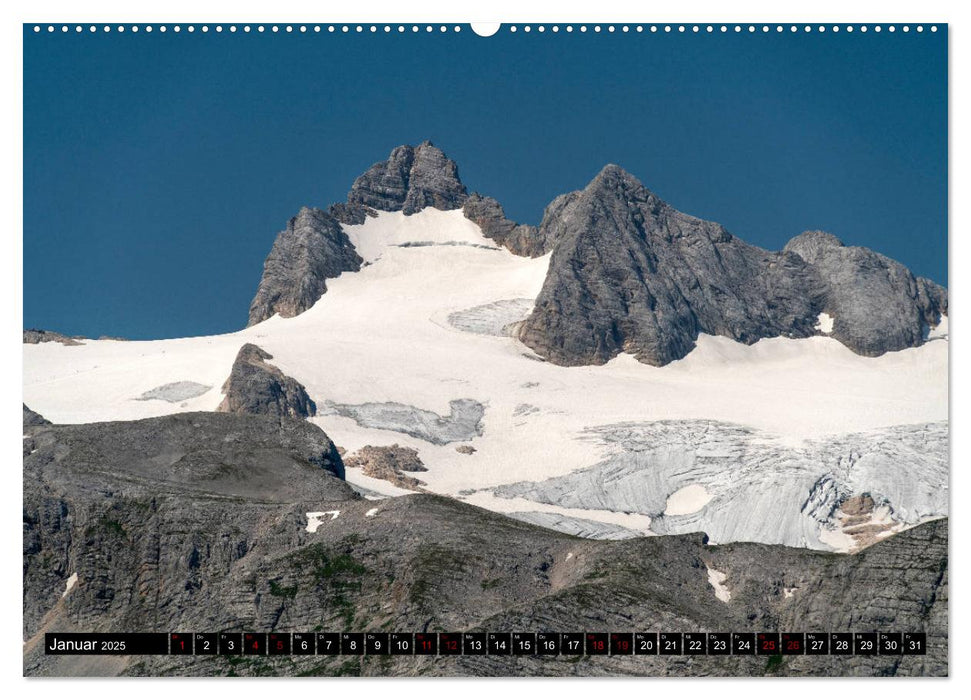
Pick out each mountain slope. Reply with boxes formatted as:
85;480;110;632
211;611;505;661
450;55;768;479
23;412;947;677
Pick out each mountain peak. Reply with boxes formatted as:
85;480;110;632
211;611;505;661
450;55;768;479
589;163;643;189
346;141;468;216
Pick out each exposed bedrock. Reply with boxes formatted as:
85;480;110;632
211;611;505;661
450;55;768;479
217;343;317;420
345;140;469;216
247;207;362;326
518;165;947;366
783;230;948;357
344;444;428;490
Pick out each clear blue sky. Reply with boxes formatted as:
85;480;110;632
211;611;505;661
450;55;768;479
24;25;947;340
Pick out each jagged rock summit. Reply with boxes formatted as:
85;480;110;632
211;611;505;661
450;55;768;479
247;145;947;365
518;164;948;366
248;142;479;325
345;140;469;217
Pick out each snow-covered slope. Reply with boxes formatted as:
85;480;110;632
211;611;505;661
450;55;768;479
23;209;949;551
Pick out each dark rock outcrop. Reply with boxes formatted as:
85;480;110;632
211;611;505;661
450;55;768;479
23;329;83;346
520;165;947;366
217;343;317;419
23;404;50;429
784;230;948;357
344;444;427;490
461;191;587;258
247;207;362;326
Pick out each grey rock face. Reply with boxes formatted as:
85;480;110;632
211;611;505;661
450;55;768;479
247;207;362;326
321;398;484;445
519;165;946;366
784;231;948;356
217;343;317;419
347;141;468;216
462;194;546;256
461;190;585;258
23;329;83;346
23;444;948;678
23;404;50;429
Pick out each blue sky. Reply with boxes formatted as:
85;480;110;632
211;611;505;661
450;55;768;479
24;25;947;340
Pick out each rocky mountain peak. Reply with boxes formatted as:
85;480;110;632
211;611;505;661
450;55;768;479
346;141;468;216
519;163;947;366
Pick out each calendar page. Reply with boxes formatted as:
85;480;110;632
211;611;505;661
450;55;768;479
22;19;948;678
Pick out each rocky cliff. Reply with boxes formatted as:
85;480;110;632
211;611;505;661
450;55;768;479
247;208;362;326
346;141;468;216
784;230;948;357
23;413;946;677
519;165;947;366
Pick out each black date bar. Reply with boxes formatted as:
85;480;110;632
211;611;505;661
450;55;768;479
45;633;169;655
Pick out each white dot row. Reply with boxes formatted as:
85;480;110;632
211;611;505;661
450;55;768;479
509;24;937;33
31;24;940;35
32;24;466;34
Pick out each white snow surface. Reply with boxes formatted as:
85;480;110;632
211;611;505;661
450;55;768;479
707;567;731;603
23;210;948;549
62;572;78;598
815;312;835;334
305;510;340;533
664;484;713;516
928;315;948;340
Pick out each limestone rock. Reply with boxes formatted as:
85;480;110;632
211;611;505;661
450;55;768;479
23;404;50;429
23;329;83;346
784;230;948;356
347;141;468;215
247;207;362;326
217;343;317;420
520;165;945;366
344;444;427;490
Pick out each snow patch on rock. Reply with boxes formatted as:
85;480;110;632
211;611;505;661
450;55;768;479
62;572;78;598
707;567;731;602
815;312;835;334
305;510;340;533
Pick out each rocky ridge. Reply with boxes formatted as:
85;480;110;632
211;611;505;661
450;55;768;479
247;207;363;326
519;165;947;365
22;409;947;677
247;145;946;365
